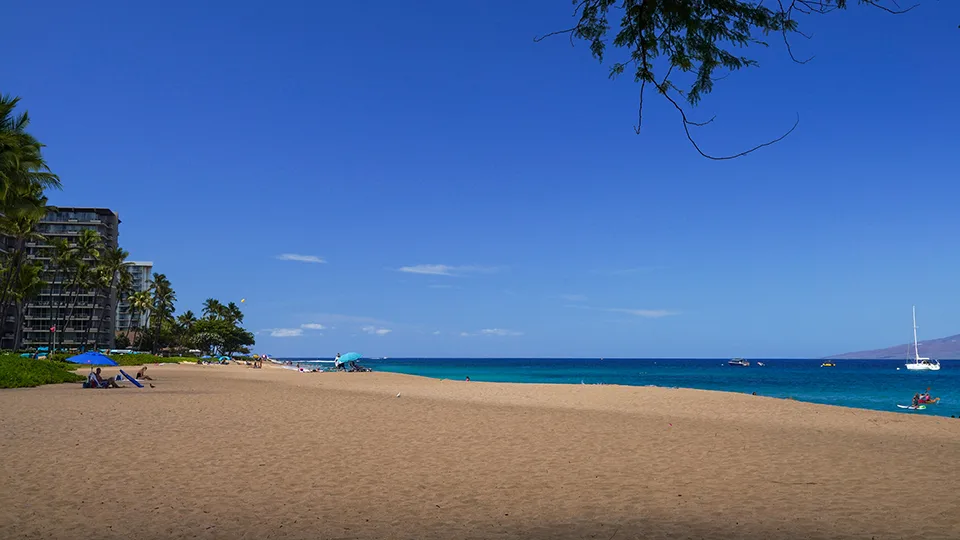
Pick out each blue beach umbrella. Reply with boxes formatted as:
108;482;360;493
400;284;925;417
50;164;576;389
339;352;362;363
65;351;118;366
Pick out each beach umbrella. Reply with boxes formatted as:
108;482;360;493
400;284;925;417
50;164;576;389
339;352;362;363
65;351;118;366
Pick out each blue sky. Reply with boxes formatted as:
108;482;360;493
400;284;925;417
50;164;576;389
6;1;959;358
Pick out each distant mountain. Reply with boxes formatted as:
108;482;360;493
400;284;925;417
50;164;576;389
827;334;960;360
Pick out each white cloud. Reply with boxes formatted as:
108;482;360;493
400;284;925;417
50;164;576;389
269;328;303;337
566;305;679;318
461;328;523;337
559;294;587;302
399;264;455;276
362;326;392;336
432;331;441;335
276;253;326;264
398;264;502;276
300;323;326;330
481;328;523;336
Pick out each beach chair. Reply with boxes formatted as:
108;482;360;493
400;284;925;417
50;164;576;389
83;372;109;389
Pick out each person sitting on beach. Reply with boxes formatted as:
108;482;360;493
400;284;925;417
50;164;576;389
135;366;154;380
87;368;120;388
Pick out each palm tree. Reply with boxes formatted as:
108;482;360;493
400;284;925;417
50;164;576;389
1;95;61;350
0;202;46;325
128;290;152;350
111;262;134;349
84;246;130;350
202;298;224;320
175;310;197;349
46;238;74;351
149;273;175;354
11;262;45;350
225;302;243;325
57;229;102;347
0;94;61;211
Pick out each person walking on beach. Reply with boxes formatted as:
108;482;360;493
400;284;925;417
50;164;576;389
334;353;342;371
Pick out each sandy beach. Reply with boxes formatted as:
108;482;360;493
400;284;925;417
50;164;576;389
2;364;959;540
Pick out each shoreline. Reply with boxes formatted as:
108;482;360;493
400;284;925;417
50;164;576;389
264;359;960;418
74;363;960;429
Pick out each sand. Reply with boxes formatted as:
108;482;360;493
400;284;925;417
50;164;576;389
1;364;959;540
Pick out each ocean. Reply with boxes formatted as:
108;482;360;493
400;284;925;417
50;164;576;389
276;357;960;418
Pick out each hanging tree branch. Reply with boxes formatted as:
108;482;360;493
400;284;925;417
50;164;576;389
535;0;922;159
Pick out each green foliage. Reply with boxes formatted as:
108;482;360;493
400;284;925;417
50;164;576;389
191;317;255;356
85;245;130;349
127;276;255;355
0;94;61;211
542;0;913;158
0;354;84;388
45;351;189;366
148;273;175;354
127;290;153;349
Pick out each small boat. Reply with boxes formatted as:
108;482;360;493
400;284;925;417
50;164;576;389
821;362;836;368
756;361;765;367
728;358;750;367
905;306;941;371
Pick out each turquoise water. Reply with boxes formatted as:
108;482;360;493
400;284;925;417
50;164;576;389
281;358;960;417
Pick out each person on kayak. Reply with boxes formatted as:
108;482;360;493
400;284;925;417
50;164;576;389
912;393;920;407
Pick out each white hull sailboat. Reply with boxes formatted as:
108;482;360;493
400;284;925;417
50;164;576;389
905;306;940;371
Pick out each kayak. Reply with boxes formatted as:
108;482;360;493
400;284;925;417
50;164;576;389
897;404;927;410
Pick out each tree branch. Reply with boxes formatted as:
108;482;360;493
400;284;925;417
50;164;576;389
634;78;646;134
534;0;592;45
533;26;579;45
862;0;919;15
779;1;816;64
656;81;799;161
534;0;920;159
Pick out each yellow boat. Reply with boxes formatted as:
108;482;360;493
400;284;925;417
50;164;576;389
821;362;836;367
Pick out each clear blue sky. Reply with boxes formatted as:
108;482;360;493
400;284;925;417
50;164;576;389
6;1;959;358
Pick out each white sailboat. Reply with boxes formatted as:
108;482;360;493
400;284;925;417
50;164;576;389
905;306;940;371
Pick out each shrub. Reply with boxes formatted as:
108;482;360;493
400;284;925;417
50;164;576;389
0;355;85;388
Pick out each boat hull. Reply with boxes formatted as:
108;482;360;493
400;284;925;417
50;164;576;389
905;363;940;371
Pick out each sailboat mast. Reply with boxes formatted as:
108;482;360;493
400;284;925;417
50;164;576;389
913;306;920;361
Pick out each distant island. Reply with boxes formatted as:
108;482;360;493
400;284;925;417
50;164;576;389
827;334;960;360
